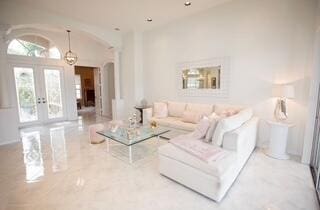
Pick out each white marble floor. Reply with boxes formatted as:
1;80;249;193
0;113;319;210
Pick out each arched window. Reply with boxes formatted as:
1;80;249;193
7;35;61;59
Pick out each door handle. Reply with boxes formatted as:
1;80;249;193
37;98;41;104
42;98;46;104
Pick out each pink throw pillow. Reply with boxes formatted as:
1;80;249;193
192;117;210;139
219;109;239;117
153;102;168;118
204;113;221;142
182;111;202;124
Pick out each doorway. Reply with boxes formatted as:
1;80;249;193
13;65;66;127
74;66;101;117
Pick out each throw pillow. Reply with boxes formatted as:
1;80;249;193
212;108;253;146
153;102;168;118
219;108;239;117
192;117;211;139
204;113;221;143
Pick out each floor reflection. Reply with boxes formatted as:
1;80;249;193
78;116;84;131
50;127;68;172
21;131;44;183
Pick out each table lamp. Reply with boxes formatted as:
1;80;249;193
273;84;295;121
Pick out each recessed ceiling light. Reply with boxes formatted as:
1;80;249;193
184;1;191;6
146;18;153;22
114;28;120;31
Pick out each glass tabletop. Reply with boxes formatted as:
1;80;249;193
97;126;170;146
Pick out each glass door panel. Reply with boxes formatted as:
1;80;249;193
14;67;39;123
44;69;64;119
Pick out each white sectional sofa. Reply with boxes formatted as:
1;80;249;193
153;101;258;202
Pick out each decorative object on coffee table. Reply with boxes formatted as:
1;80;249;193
150;121;158;129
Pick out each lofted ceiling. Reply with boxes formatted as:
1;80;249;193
5;0;232;32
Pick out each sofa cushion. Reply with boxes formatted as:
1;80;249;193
186;103;214;116
153;102;168;118
182;110;202;124
212;108;253;146
167;101;187;117
150;117;180;127
158;143;236;180
170;135;228;162
151;117;196;131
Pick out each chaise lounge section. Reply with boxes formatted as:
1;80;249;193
154;101;258;202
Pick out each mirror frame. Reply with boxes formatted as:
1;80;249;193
176;57;230;98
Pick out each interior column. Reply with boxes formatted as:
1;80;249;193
112;49;124;120
0;25;10;108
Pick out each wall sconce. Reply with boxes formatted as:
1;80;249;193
272;84;295;121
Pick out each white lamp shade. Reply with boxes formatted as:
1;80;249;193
272;84;295;98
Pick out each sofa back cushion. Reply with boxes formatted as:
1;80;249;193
212;108;253;146
167;101;187;117
182;111;203;124
153;102;168;118
186;103;214;116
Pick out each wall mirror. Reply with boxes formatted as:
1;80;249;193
177;57;229;98
182;66;221;89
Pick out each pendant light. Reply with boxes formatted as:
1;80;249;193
64;30;78;65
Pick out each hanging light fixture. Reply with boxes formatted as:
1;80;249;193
64;30;78;65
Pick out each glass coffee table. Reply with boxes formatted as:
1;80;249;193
97;126;170;163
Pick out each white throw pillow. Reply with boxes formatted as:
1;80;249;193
212;108;253;146
153;102;168;118
182;111;202;124
204;113;221;143
192;117;210;139
167;101;186;117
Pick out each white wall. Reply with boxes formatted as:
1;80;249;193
142;0;317;156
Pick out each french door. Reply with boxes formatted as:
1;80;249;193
311;84;320;200
13;65;66;126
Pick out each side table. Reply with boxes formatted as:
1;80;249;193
265;120;294;160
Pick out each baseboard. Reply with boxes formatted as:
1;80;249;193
0;139;20;146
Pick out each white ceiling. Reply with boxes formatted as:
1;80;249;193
6;0;232;32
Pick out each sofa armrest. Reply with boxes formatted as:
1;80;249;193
222;117;259;152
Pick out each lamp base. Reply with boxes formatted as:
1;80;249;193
274;98;288;121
